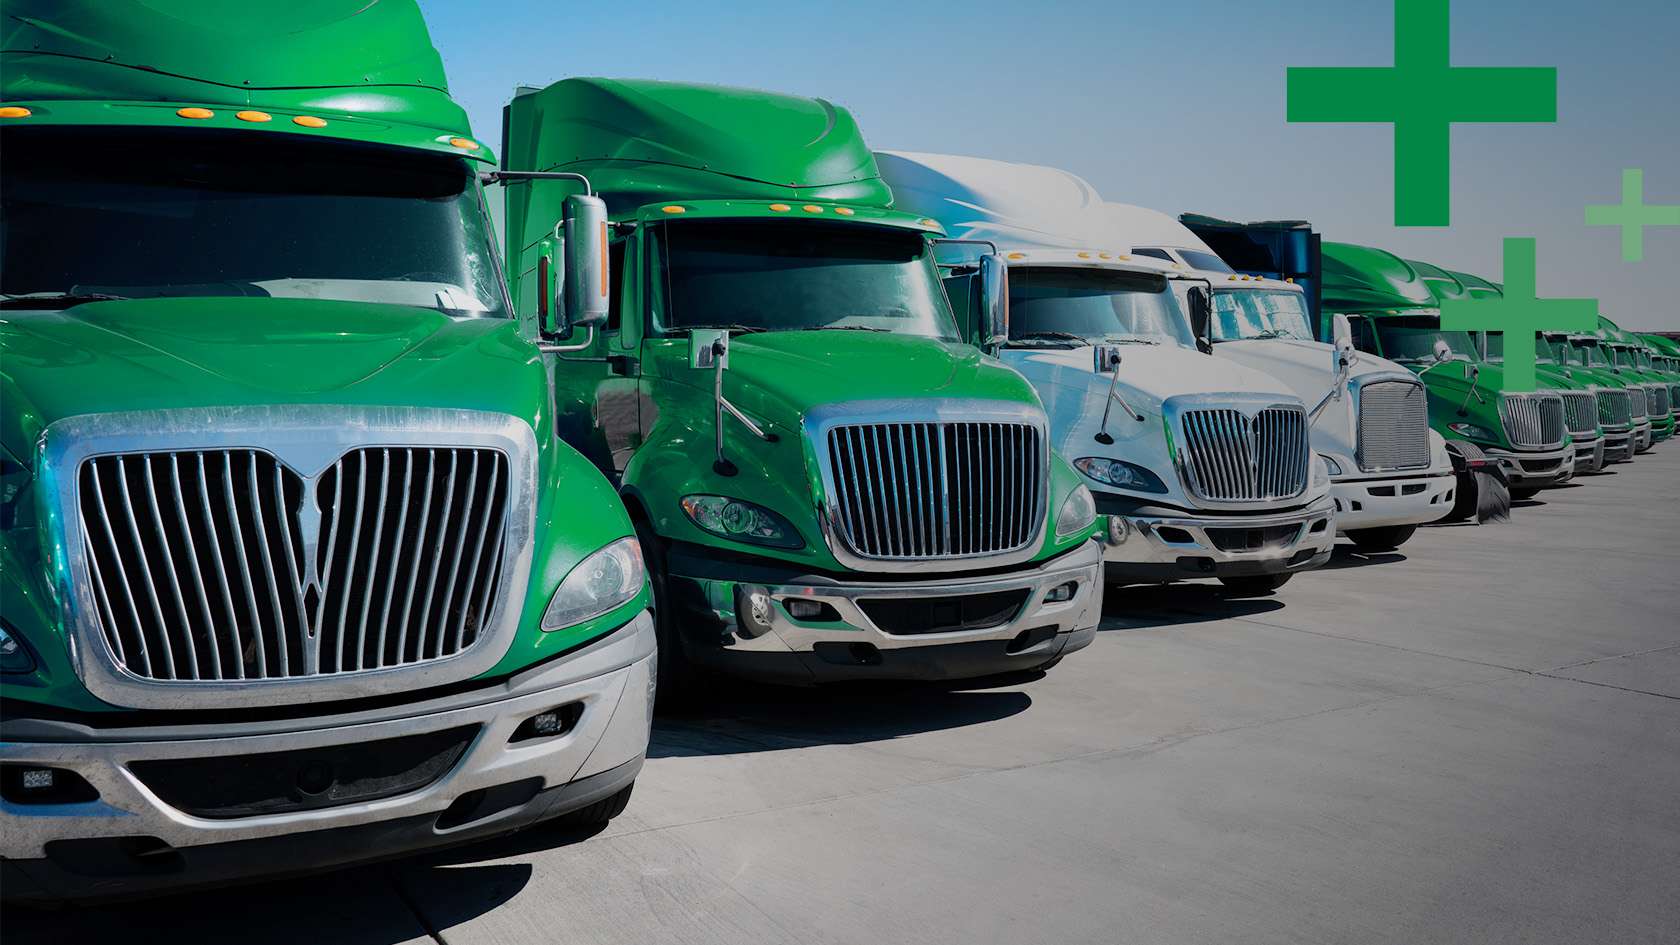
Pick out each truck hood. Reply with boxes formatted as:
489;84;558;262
2;298;544;456
999;342;1325;511
650;329;1040;429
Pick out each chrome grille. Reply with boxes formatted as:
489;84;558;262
1498;393;1566;449
1560;391;1599;436
826;421;1043;560
1647;384;1671;418
1629;386;1648;420
1597;389;1631;427
1356;380;1431;471
1178;406;1309;502
77;447;510;682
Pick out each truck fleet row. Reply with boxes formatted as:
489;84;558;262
0;1;1667;902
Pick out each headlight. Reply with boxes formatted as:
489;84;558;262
1321;455;1344;477
0;621;36;675
1311;455;1331;488
1448;423;1498;441
1072;457;1168;493
541;537;645;631
681;495;803;548
1056;484;1097;538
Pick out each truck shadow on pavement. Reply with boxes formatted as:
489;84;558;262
1099;583;1286;631
1;860;530;945
1319;545;1408;571
648;679;1034;758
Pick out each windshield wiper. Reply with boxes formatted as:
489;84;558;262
1245;329;1293;340
813;325;890;332
1010;330;1087;345
682;323;770;334
1099;336;1161;345
0;292;129;310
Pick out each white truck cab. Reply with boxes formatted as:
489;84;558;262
878;152;1335;594
1110;206;1454;551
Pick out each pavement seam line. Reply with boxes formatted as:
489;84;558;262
388;863;451;945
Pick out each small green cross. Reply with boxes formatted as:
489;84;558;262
1440;238;1597;393
1287;0;1557;227
1585;169;1680;262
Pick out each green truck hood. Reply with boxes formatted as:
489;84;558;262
2;299;539;446
650;329;1031;429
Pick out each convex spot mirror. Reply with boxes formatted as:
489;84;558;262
690;328;729;369
1093;345;1122;374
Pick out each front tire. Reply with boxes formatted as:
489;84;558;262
633;517;700;709
1346;524;1418;552
1218;573;1293;596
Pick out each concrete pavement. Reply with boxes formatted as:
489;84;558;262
8;448;1677;944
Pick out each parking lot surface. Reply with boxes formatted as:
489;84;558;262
8;451;1678;944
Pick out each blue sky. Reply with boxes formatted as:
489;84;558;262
421;0;1680;330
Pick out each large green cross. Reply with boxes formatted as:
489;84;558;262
1585;169;1680;262
1287;0;1557;227
1440;239;1597;393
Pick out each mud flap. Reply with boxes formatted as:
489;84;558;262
1447;441;1511;525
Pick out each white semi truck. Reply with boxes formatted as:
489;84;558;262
878;152;1335;594
1108;205;1455;551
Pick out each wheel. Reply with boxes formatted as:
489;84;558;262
1218;573;1293;596
552;783;634;828
1346;524;1417;552
1509;487;1542;501
1442;465;1479;522
632;516;700;708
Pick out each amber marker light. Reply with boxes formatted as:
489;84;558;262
292;115;328;128
834;207;855;216
0;106;32;118
802;204;824;213
235;110;272;122
661;205;686;214
176;107;214;119
769;203;792;212
449;137;480;150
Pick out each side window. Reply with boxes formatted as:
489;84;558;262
1347;315;1379;354
606;238;626;334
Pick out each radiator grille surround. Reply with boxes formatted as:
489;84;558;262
1629;386;1648;420
1597;389;1632;428
1355;379;1433;471
1173;401;1311;505
1498;393;1567;449
1646;384;1670;418
45;407;538;710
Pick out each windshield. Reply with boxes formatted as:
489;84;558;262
1211;289;1314;341
1006;267;1192;348
1;126;506;317
1484;333;1561;364
1574;342;1611;367
1376;323;1478;363
1178;249;1234;273
652;219;956;339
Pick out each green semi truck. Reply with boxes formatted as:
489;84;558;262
1;3;655;901
1641;334;1680;409
1441;270;1609;475
1320;243;1572;511
499;79;1104;693
1599;319;1674;444
1558;333;1655;453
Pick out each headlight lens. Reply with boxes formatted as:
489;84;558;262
1448;422;1498;441
681;495;802;548
1056;484;1098;538
1311;455;1331;488
541;537;645;631
0;622;36;675
1072;457;1168;493
1321;455;1344;477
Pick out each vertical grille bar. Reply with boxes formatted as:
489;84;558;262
115;456;177;679
140;457;199;679
195;454;243;680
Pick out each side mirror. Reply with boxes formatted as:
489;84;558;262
1187;286;1212;352
1331;313;1357;372
1465;361;1479;381
561;194;610;332
1433;339;1453;363
977;253;1010;349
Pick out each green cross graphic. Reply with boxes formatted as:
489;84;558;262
1439;238;1597;393
1287;0;1557;227
1585;169;1680;262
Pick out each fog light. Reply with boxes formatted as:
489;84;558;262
786;598;822;620
1043;581;1078;603
21;769;53;791
532;711;564;736
509;704;583;743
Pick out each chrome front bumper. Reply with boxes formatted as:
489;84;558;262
1634;421;1653;452
1331;471;1455;531
1571;436;1606;474
1;612;655;893
671;541;1103;683
1484;443;1573;487
1602;428;1635;463
1100;494;1336;582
